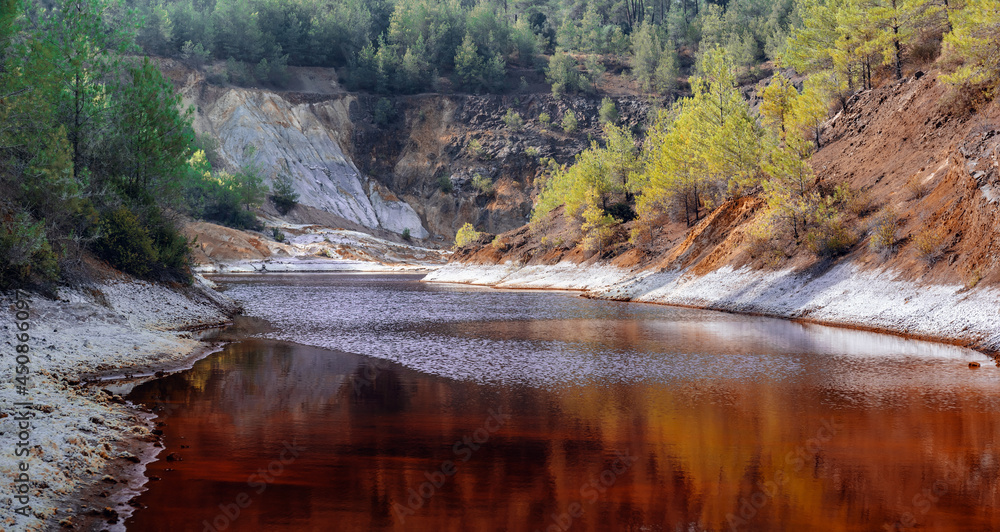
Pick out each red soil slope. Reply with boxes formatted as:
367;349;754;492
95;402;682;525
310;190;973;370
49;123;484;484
452;71;1000;288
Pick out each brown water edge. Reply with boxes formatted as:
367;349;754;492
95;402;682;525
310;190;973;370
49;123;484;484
596;295;1000;362
64;320;253;532
429;279;1000;360
125;338;1000;532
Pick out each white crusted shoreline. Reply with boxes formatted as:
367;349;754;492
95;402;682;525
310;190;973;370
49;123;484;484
0;276;236;531
424;261;1000;354
191;257;439;274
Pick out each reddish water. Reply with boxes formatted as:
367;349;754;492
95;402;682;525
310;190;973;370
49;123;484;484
125;274;1000;531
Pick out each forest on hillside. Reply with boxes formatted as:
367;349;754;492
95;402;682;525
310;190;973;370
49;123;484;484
518;0;999;262
0;0;300;289
128;0;794;93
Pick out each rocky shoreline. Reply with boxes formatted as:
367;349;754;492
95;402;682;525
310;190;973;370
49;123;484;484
424;260;1000;358
0;276;238;531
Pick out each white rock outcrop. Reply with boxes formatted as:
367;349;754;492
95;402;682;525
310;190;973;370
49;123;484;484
190;88;428;238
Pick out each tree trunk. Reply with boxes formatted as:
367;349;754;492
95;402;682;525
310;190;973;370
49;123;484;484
893;32;902;80
73;71;81;179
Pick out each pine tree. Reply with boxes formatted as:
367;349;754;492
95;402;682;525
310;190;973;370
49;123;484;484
454;33;483;90
868;0;944;79
941;0;1000;87
40;0;138;178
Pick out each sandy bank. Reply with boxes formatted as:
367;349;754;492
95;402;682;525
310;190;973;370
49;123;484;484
183;219;449;274
192;257;439;274
424;261;1000;355
0;276;237;531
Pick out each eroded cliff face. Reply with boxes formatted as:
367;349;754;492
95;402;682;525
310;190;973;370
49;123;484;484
177;67;430;239
352;93;650;239
163;59;651;243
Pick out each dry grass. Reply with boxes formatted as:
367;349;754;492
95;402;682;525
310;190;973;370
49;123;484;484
868;207;899;259
844;187;878;217
913;226;948;265
964;267;983;290
905;174;930;200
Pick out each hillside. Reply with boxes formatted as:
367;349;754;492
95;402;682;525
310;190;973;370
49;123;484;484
428;71;1000;354
153;57;654;270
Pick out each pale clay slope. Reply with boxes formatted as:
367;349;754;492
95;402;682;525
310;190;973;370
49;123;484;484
184;83;429;238
425;261;1000;353
0;277;234;531
189;219;449;273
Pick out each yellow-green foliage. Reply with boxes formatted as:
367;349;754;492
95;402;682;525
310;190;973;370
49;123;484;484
868;207;899;257
914;225;947;264
466;138;487;159
754;71;846;244
635;48;765;227
503;109;524;131
561;110;578;132
941;0;1000;89
454;222;482;248
784;0;945;88
532;122;638;225
471;173;493;194
804;191;857;257
533;142;620;222
580;191;617;253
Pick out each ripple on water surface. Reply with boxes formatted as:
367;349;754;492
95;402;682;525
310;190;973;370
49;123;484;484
215;273;990;392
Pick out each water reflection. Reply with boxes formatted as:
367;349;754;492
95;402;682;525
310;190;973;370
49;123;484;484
129;338;1000;531
213;274;989;387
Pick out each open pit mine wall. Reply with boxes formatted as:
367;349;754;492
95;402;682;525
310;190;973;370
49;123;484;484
176;67;651;242
183;85;430;239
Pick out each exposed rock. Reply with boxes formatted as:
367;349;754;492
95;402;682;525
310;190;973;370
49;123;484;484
168;60;652;243
181;80;428;238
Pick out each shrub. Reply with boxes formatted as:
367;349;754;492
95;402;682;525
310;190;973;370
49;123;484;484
914;226;947;264
466;138;487;160
964;267;983;290
0;211;59;289
562;110;578;133
198;170;265;230
271;174;299;215
547;52;581;97
373;98;396;127
272;227;285;242
583;55;605;91
805;217;857;257
254;55;290;86
438;174;454;193
180;41;211;68
906;174;930;200
225;57;254;86
868;208;899;258
402;228;411;241
581;200;616;254
525;146;540;157
471;173;494;194
844;187;877;217
184;151;266;231
454;222;482;248
145;209;190;278
599;97;619;124
745;215;786;266
538;112;551;128
94;206;158;277
503;109;524;131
